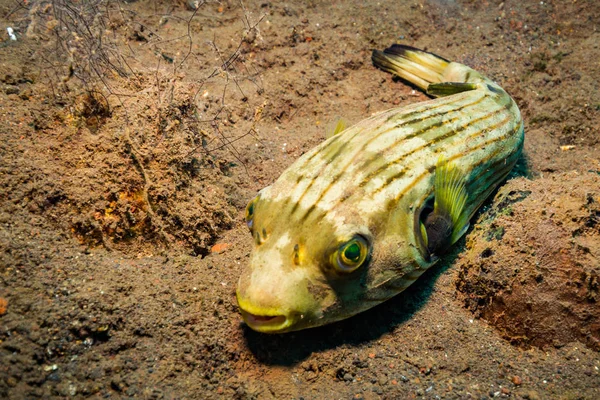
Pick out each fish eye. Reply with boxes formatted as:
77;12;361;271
245;195;259;231
332;236;369;273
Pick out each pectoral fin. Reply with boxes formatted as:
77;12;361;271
422;157;470;255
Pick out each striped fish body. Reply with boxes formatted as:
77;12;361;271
237;45;524;333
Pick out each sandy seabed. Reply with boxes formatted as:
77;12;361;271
1;0;599;398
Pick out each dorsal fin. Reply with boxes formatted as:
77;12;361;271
326;117;349;138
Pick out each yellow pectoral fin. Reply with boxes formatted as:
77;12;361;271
433;156;470;245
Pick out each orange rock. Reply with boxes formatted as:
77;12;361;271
0;298;7;315
211;243;230;253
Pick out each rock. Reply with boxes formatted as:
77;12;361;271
4;85;19;95
47;372;61;382
111;378;125;392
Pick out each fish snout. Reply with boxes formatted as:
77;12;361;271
235;281;301;333
236;262;325;333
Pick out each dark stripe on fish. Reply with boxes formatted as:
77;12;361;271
382;116;516;212
361;107;511;195
293;93;487;194
296;97;497;214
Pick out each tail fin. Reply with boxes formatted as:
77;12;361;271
372;45;451;91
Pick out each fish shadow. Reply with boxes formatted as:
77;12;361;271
241;247;462;366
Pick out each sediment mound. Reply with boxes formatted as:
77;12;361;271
456;172;600;350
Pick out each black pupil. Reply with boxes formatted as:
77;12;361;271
344;242;361;263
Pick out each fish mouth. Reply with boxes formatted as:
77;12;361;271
239;309;294;333
237;295;297;333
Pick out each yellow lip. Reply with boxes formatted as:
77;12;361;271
239;309;294;333
236;293;296;333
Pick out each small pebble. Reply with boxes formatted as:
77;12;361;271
47;372;61;382
4;85;19;95
512;375;522;385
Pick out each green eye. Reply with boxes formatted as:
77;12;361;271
245;195;259;230
333;236;369;273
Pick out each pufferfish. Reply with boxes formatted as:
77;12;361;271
236;44;524;333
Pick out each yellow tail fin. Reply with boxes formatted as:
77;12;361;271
372;44;486;95
371;44;450;91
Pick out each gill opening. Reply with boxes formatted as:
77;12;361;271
415;195;435;261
